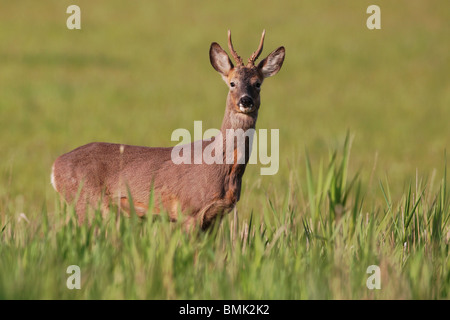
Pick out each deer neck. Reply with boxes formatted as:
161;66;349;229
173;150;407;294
220;93;258;133
217;93;257;168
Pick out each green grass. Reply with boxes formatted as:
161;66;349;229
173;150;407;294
1;0;449;299
0;137;448;299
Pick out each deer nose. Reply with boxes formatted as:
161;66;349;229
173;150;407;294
238;96;254;109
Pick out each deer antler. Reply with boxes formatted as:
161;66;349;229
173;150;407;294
247;29;265;66
227;30;243;66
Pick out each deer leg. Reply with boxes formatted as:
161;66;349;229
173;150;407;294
197;198;236;231
182;216;197;233
119;197;148;217
100;196;112;219
75;194;88;225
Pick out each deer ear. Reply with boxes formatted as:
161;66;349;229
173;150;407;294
210;42;234;78
258;46;285;78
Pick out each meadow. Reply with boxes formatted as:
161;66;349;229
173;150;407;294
0;0;449;299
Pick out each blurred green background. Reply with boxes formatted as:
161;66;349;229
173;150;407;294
1;0;449;218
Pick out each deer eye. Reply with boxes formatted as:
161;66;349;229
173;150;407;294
230;81;236;88
255;82;261;89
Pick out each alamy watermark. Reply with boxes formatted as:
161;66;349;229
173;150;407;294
170;121;279;175
367;5;381;30
366;265;381;290
66;265;81;290
66;5;81;30
66;5;381;31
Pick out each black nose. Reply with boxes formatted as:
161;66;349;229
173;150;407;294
238;96;254;108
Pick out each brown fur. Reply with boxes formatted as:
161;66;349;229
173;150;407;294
51;31;285;230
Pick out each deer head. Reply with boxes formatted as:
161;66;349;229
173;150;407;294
209;30;285;118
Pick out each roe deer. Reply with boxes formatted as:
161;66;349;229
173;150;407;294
51;30;285;230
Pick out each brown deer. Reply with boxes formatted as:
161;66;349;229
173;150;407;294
51;30;285;230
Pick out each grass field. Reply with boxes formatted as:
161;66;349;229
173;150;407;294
0;0;449;299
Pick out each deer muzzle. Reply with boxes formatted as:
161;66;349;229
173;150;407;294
238;95;255;113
